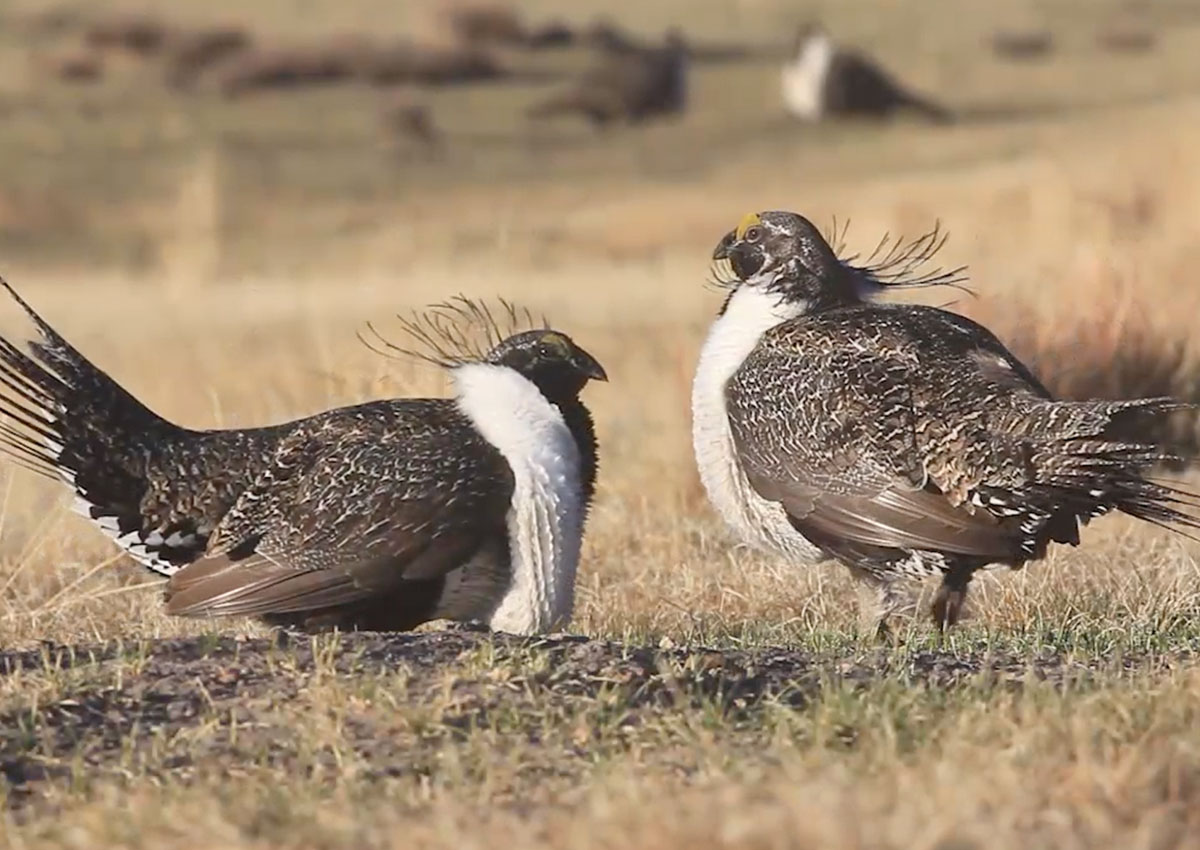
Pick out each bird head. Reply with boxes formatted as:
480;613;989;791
712;210;968;312
712;211;859;309
792;21;830;55
486;329;608;402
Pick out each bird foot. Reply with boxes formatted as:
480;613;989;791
269;626;312;649
930;585;967;635
444;620;494;634
871;618;909;646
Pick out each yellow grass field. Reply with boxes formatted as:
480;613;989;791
3;0;1200;847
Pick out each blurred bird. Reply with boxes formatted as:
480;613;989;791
1097;26;1157;53
357;38;505;87
381;88;443;156
439;3;527;46
163;26;253;90
215;43;360;97
41;48;104;83
526;28;688;128
84;12;171;57
580;17;643;54
694;211;1199;636
989;30;1055;62
782;22;952;123
524;20;575;49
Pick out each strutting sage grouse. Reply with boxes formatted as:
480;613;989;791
782;22;952;123
0;286;607;634
526;28;687;127
692;210;1199;635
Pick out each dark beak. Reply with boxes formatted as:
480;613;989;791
574;347;609;383
713;234;766;281
712;230;736;261
729;242;766;279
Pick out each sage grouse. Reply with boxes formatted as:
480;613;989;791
782;23;951;123
526;28;687;127
0;287;607;634
692;211;1198;634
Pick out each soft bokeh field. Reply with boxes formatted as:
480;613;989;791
3;0;1200;847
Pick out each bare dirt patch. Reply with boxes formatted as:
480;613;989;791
3;630;1196;815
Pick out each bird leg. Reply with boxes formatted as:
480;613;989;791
875;580;910;642
850;568;909;642
931;570;973;634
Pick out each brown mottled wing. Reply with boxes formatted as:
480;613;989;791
725;305;1050;559
164;399;514;618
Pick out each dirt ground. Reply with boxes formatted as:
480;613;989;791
4;630;1197;817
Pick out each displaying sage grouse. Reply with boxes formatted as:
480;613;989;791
692;210;1198;635
526;28;687;127
0;286;607;634
782;22;952;123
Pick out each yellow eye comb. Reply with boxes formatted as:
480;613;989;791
734;212;761;239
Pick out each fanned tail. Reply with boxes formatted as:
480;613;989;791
1066;398;1200;535
986;397;1200;554
0;279;202;574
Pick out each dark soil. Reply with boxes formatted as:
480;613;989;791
1;631;1194;813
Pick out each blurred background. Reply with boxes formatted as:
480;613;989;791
2;0;1197;281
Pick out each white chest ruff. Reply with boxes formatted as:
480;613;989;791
781;34;833;121
454;364;583;635
691;287;824;564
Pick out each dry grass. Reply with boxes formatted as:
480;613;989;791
3;0;1200;846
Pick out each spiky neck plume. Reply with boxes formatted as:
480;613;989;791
359;296;546;371
358;294;605;506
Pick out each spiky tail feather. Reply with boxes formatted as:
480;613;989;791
902;92;954;124
994;398;1200;552
0;280;276;576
